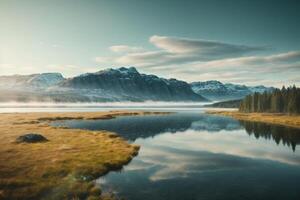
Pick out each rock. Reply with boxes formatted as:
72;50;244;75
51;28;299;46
16;133;48;143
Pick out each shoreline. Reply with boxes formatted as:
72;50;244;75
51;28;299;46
0;111;165;200
206;110;300;129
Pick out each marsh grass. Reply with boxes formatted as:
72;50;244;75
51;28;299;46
207;111;300;129
0;111;153;200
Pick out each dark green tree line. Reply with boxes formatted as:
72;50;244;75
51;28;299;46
239;85;300;114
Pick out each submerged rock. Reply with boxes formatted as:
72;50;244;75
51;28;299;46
16;133;48;143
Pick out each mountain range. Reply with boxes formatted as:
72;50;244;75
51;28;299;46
0;67;274;102
191;80;274;101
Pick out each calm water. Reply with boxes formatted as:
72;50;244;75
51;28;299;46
0;102;214;113
53;112;300;200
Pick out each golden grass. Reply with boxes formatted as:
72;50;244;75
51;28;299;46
0;111;164;200
206;110;300;129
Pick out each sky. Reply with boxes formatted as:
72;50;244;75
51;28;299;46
0;0;300;86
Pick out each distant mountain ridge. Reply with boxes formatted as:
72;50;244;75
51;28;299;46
0;73;65;88
0;67;274;102
191;80;274;101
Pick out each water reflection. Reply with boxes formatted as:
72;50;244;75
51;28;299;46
54;112;300;200
240;121;300;151
52;113;242;141
97;129;300;200
53;113;300;152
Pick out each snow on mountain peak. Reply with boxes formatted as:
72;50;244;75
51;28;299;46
191;80;274;101
93;67;139;76
27;73;65;87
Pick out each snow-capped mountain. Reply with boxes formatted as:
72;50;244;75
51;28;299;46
0;67;207;102
59;67;207;102
0;73;65;89
27;73;65;87
190;81;274;101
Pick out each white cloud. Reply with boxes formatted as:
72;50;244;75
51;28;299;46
149;35;265;55
96;35;266;67
141;51;300;86
131;129;300;182
93;35;300;86
9;35;291;86
109;45;143;53
199;51;300;67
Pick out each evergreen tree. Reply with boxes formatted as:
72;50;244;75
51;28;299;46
239;85;300;114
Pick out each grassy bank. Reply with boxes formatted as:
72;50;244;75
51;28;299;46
0;111;161;200
207;111;300;129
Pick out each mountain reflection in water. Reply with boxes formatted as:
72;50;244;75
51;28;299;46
53;113;241;140
53;112;300;151
52;112;300;200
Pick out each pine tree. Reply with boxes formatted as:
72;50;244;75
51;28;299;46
239;85;299;114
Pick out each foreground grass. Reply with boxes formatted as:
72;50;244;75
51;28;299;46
0;111;161;200
207;110;300;129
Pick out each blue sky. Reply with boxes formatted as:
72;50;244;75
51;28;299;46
0;0;300;86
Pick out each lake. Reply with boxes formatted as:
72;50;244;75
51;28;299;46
0;102;214;113
53;111;300;200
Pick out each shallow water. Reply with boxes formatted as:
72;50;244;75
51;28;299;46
53;111;300;200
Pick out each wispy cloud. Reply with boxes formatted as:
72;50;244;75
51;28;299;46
94;35;300;86
166;51;300;81
197;51;300;68
174;51;300;83
107;35;267;67
109;45;143;53
149;35;265;55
